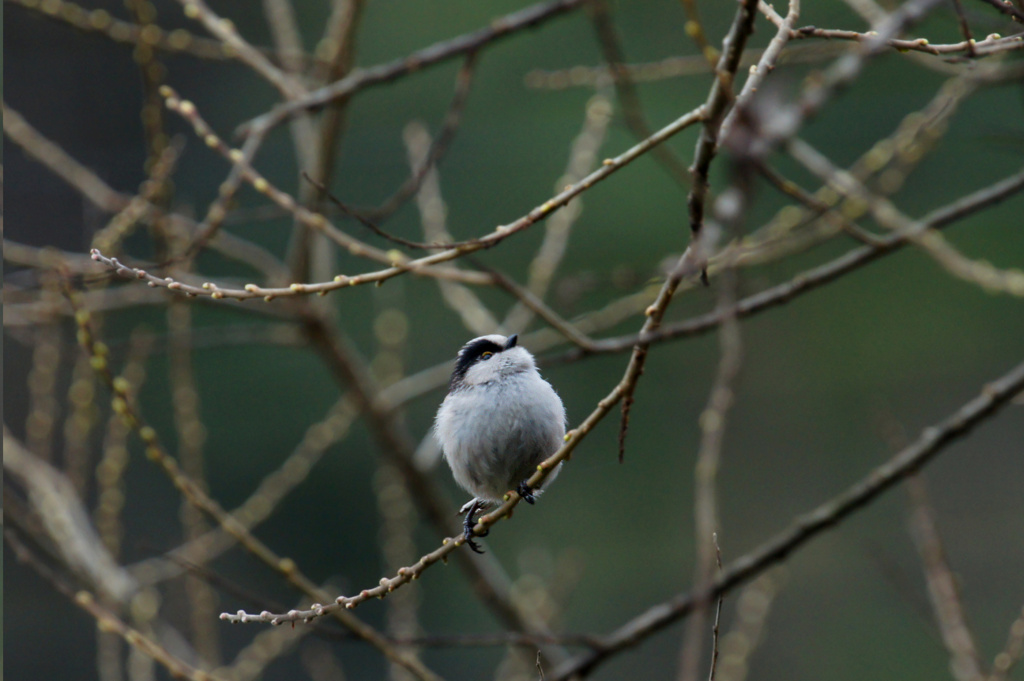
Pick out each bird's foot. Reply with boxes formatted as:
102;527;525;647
462;499;488;554
516;481;536;505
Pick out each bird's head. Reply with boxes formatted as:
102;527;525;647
448;334;535;390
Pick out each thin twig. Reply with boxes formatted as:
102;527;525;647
708;535;724;681
679;0;718;69
616;0;759;461
787;137;1024;296
63;329;101;497
523;42;849;89
3;525;220;681
721;0;802;141
586;0;692;187
686;0;760;246
754;159;886;246
712;568;784;681
302;172;491;251
94;104;705;300
238;0;590;138
484;266;601;352
288;0;366;285
403;120;500;337
93;329;153;564
906;476;984;681
976;0;1024;23
166;230;222;664
754;0;946;153
371;302;429;679
215;609;312;681
679;165;749;681
777;25;1024;57
502;92;613;334
91;140;183;255
262;0;306;74
174;0;307;100
990;604;1024;681
555;167;1024;357
3;102;128;212
184;131;269;261
24;272;62;464
131;396;359;586
360;53;480;224
949;0;978;57
7;0;231;59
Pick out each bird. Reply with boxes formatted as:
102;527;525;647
434;334;566;553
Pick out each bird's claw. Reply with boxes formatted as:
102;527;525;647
516;481;536;505
462;499;488;554
464;534;485;554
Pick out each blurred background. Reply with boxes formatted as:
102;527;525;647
4;0;1024;679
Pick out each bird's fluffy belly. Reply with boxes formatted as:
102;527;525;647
437;378;564;501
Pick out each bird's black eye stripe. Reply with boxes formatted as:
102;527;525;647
450;338;504;389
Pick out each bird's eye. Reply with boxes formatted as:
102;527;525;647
480;351;494;360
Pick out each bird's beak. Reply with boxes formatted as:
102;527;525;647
504;334;519;350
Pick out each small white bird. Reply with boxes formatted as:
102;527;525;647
434;334;566;553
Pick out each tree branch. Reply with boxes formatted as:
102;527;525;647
238;0;590;138
551;358;1024;679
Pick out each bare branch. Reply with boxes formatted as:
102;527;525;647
556;167;1024;357
93;103;704;300
4;524;220;681
551;358;1024;680
174;0;307;100
238;0;590;138
6;0;231;59
523;42;850;89
4;429;137;603
991;604;1024;681
586;0;692;187
754;0;946;152
787;137;1024;297
721;0;801;140
503;92;613;333
4;102;127;212
906;477;985;681
403;121;500;337
361;53;480;224
61;285;445;681
976;0;1024;23
617;0;760;460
